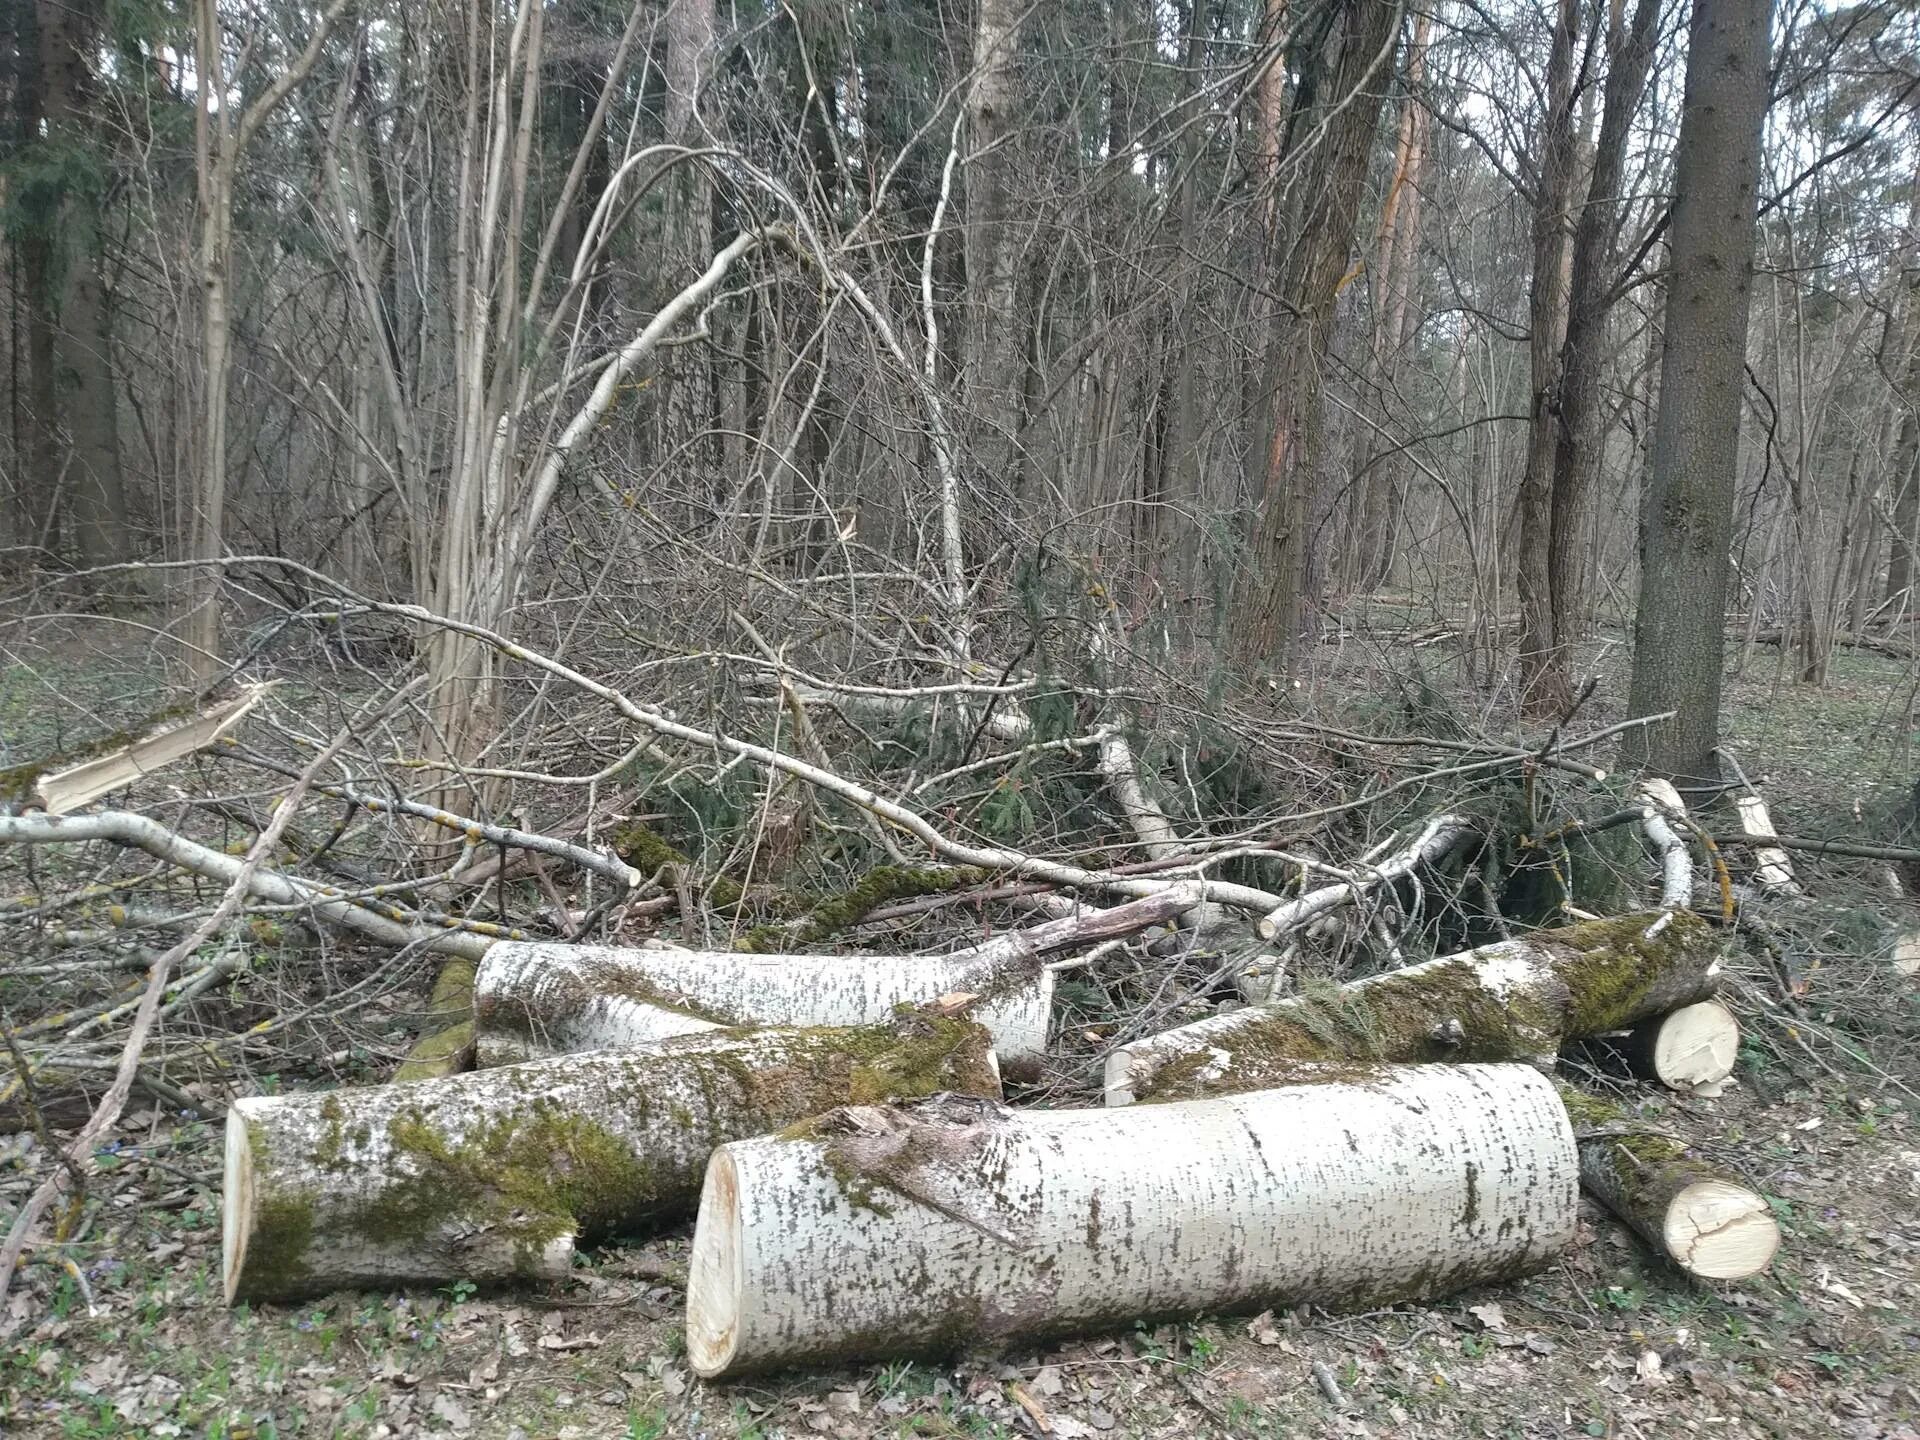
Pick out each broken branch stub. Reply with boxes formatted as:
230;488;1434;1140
685;1065;1577;1377
222;1013;1000;1304
1106;911;1724;1105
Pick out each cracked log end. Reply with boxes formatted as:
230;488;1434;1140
1664;1179;1779;1281
1628;1000;1740;1091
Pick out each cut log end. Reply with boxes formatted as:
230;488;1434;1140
1664;1179;1780;1280
222;1107;253;1308
1636;1001;1740;1090
686;1150;744;1379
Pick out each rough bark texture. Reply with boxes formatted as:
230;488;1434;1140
1623;0;1773;787
1227;0;1400;668
1107;911;1723;1105
686;1067;1577;1377
223;1014;1001;1304
1560;1085;1778;1280
1515;0;1583;710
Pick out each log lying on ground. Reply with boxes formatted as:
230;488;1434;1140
1618;1000;1741;1092
476;890;1191;1076
1559;1085;1778;1280
223;1012;999;1304
1106;910;1724;1105
685;1065;1577;1377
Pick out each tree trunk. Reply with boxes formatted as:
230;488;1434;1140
1544;0;1661;680
474;938;1052;1074
1623;0;1773;788
1514;0;1583;711
1227;0;1401;670
37;0;128;576
222;1013;1000;1304
964;0;1025;502
686;1067;1577;1377
1106;910;1723;1105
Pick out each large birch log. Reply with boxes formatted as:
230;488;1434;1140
475;890;1192;1076
1106;911;1724;1105
684;1065;1577;1377
1560;1086;1778;1280
222;1013;999;1304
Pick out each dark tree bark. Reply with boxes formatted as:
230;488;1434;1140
1515;0;1584;712
1227;0;1402;670
1543;0;1662;689
1624;0;1773;788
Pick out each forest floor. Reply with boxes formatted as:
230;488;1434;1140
4;628;1920;1439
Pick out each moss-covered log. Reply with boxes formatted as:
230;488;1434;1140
1106;911;1724;1105
684;1065;1577;1377
222;1013;1000;1304
1558;1084;1777;1280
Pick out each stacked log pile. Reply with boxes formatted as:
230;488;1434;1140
215;781;1779;1376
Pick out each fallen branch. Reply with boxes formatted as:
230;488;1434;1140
223;1012;1000;1303
2;684;271;815
685;1066;1577;1377
1254;813;1474;944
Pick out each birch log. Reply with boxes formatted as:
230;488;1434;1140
1560;1086;1778;1280
223;1014;999;1304
1106;911;1724;1105
1635;780;1695;910
1619;1000;1741;1092
1731;794;1801;897
475;891;1193;1076
685;1065;1577;1377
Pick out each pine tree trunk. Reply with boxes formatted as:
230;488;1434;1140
686;1067;1577;1377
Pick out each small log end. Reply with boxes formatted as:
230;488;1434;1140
1665;1179;1779;1280
222;1104;256;1307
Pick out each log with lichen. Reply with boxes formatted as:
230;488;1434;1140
1557;1084;1777;1280
222;1012;1000;1304
1105;911;1725;1105
475;890;1194;1077
683;1065;1578;1378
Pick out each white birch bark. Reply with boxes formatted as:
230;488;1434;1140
474;938;1053;1074
1254;814;1474;944
1731;794;1802;897
223;1016;1000;1304
685;1065;1578;1377
1634;779;1695;910
1106;911;1725;1105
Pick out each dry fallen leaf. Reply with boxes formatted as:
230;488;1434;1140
1247;1310;1284;1346
431;1391;475;1433
1467;1302;1508;1332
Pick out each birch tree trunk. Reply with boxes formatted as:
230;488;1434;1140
223;1014;1000;1304
473;939;1051;1073
686;1066;1577;1376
